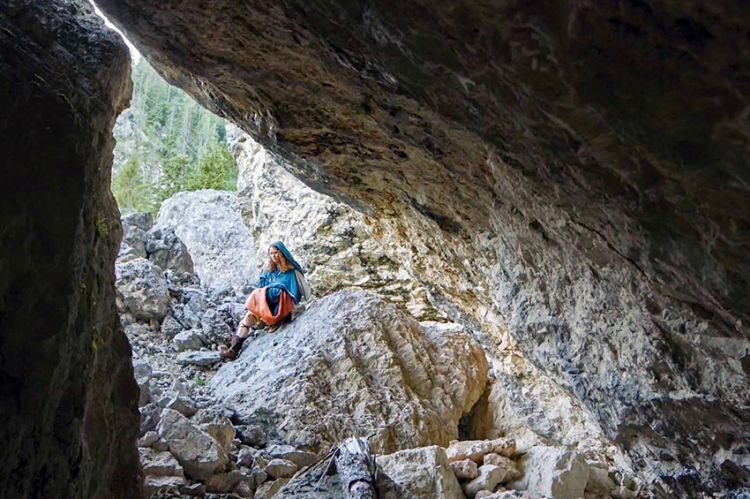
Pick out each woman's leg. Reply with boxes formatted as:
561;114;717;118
236;311;255;339
220;312;257;360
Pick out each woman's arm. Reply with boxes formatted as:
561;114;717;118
266;286;282;303
258;269;273;288
267;271;300;303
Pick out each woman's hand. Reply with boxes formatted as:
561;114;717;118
266;257;277;272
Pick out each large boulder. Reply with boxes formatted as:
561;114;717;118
156;409;229;481
115;257;170;321
210;290;488;453
376;446;464;499
155;190;260;293
177;350;222;367
508;446;589;499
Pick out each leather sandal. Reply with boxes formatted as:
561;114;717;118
219;334;247;361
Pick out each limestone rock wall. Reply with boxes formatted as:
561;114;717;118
0;1;141;497
227;125;440;318
75;0;750;494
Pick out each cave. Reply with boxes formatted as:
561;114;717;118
1;0;749;497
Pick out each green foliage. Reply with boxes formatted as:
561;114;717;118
112;156;158;214
186;145;238;191
159;154;191;200
112;58;237;215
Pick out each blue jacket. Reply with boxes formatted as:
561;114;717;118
259;268;301;304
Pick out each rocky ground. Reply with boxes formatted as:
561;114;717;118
116;202;641;498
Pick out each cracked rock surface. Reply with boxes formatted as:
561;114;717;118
211;290;489;454
96;1;750;494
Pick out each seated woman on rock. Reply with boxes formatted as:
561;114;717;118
220;241;309;361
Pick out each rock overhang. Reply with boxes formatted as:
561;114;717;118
77;0;750;493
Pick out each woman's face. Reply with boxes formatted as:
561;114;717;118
269;246;282;265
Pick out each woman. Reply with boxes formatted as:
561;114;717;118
220;241;306;360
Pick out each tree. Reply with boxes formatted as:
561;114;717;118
186;145;238;191
112;157;157;214
112;58;239;215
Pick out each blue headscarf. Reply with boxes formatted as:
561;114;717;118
271;241;304;274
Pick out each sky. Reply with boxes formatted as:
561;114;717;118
89;0;141;63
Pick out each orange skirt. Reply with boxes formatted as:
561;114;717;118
245;287;295;326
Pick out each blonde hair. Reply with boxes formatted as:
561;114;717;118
277;253;294;272
271;245;294;272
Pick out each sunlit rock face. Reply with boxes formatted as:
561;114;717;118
227;125;441;318
98;1;750;494
211;290;489;454
0;1;141;497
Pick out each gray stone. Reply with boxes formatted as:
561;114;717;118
508;446;589;499
152;438;169;452
138;431;158;448
123;212;154;233
145;226;194;274
464;464;506;498
173;329;205;352
139;448;184;477
165;395;197;418
192;405;235;424
251;468;269;486
200;417;236;454
124;322;151;339
255;478;290;499
235;424;266;447
205;470;244;493
376;446;464;499
143;475;186;497
178;483;206;496
446;439;517;464
140;403;161;435
177;350;222;367
156;409;229;481
115;257;170;322
132;359;152;382
264;458;299;479
585;464;617;496
155;190;260;293
475;492;526;499
237;447;257;467
160;314;184;338
169;379;189;398
121;212;153;258
450;459;479;480
201;308;233;342
164;268;201;289
117;243;140;262
483;454;520;483
234;480;254;498
266;444;317;468
137;380;151;408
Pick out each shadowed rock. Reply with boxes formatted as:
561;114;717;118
0;1;141;497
